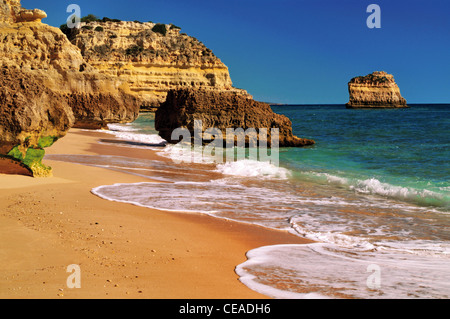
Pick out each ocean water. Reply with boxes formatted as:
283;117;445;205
47;105;450;299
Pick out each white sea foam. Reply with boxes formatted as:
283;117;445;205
215;160;292;180
157;144;292;181
107;131;166;145
311;172;349;185
99;123;167;147
309;172;448;208
351;178;446;204
236;243;450;299
296;228;376;251
378;240;450;257
157;143;217;164
235;244;329;299
91;182;218;215
107;123;140;132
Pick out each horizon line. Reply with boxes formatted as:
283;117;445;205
267;102;450;106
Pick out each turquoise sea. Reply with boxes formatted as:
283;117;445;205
47;104;450;298
277;104;449;210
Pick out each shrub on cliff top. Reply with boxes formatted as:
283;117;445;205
94;26;104;32
102;17;122;23
353;74;390;84
81;14;100;23
152;23;167;36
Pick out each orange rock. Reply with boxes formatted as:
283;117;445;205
346;71;408;108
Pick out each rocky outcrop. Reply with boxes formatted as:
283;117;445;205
0;0;18;23
0;15;140;127
346;71;408;108
68;92;139;129
0;66;73;153
1;0;46;23
155;89;315;147
66;20;251;108
0;0;140;176
15;8;46;22
0;66;73;176
0;156;33;177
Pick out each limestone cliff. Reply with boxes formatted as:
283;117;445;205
155;89;315;147
0;66;74;177
66;20;251;108
346;71;408;108
0;11;140;127
0;0;140;176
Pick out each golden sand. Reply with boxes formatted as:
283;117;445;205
0;129;312;299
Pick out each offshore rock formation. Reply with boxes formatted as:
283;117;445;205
156;89;315;147
346;71;408;108
67;20;251;108
0;0;140;176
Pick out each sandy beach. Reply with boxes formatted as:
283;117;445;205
0;129;312;299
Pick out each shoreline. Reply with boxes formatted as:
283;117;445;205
0;128;313;299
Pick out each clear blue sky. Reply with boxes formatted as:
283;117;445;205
22;0;450;104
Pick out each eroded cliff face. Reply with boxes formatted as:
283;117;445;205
346;71;407;108
0;13;140;126
0;66;74;177
67;21;251;108
155;89;315;148
0;0;139;176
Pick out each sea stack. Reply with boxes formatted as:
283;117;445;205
346;71;408;108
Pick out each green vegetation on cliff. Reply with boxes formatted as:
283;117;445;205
125;45;144;57
152;23;167;36
7;136;58;177
351;73;390;84
60;14;121;39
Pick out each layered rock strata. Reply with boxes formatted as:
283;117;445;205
0;0;140;176
155;89;315;147
346;71;408;108
67;20;251;108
